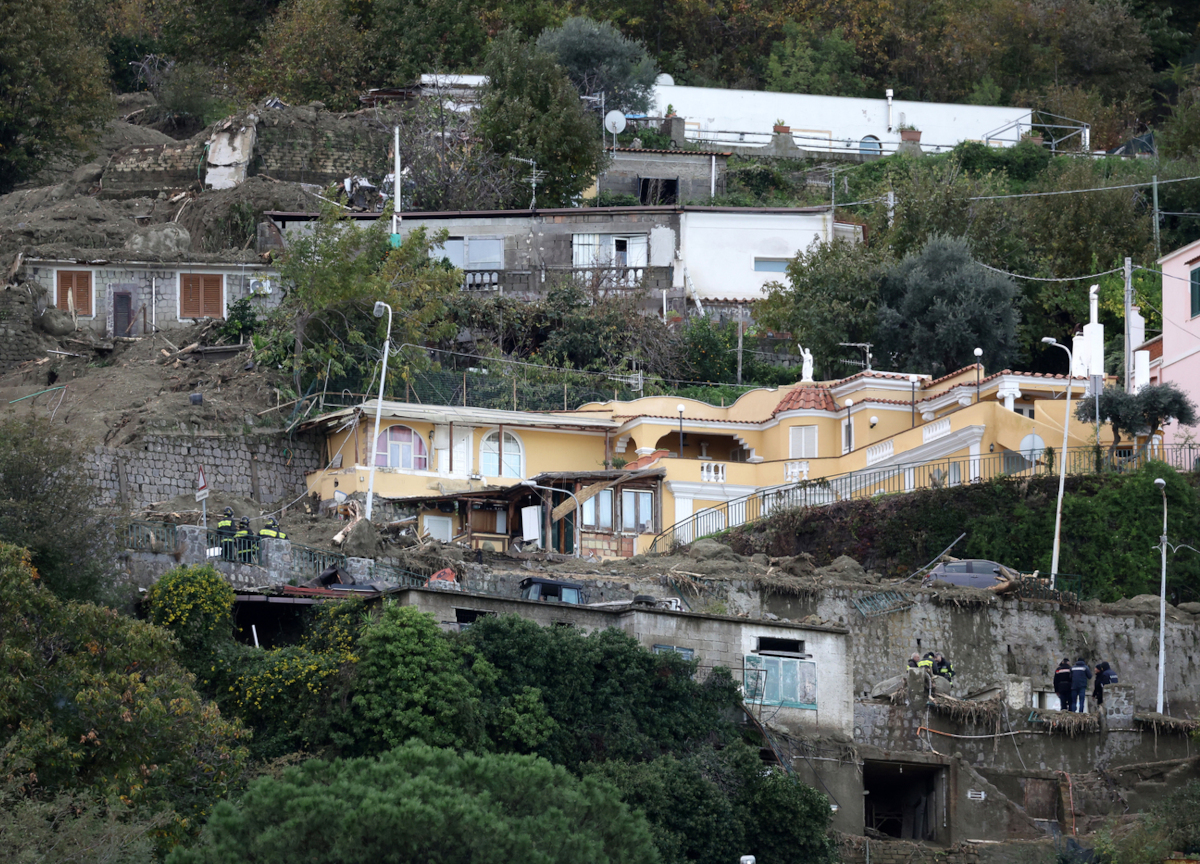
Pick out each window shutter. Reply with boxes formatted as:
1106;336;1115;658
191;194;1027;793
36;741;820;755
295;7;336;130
1191;268;1200;318
789;425;817;458
57;271;91;315
201;275;223;318
75;272;91;316
180;275;201;318
57;271;71;311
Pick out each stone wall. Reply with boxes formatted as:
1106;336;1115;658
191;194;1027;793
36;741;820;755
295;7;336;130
101;141;207;197
89;433;322;508
0;287;39;369
252;115;388;186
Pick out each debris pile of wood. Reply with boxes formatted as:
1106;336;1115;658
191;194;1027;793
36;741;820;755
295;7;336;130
927;693;1004;726
1030;708;1100;736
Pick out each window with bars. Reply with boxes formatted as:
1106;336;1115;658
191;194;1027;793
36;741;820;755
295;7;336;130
56;271;92;316
180;274;223;319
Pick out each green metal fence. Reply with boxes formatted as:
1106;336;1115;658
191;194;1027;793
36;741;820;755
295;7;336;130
649;443;1200;554
291;544;347;582
205;530;262;566
368;560;431;588
120;520;178;552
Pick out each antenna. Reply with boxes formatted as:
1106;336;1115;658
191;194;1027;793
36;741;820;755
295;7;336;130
509;156;547;210
837;342;874;371
604;110;626;150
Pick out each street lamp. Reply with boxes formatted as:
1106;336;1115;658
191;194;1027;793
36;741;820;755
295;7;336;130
909;375;919;427
1155;476;1168;714
973;347;983;402
1041;337;1073;590
677;403;686;457
521;479;582;558
365;301;393;521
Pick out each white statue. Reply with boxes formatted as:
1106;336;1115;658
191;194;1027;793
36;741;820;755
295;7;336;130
799;345;814;383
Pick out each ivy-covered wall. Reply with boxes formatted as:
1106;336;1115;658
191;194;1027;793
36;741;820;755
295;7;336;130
726;461;1200;601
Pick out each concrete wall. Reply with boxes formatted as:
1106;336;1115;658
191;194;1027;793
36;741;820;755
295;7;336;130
764;587;1200;718
602;151;727;202
89;433;323;508
0;287;39;369
1156;238;1200;448
25;262;279;335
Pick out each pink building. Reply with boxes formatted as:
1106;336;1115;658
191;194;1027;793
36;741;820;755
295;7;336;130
1153;239;1200;446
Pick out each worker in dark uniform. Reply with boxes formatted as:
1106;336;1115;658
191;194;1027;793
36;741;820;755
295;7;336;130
1069;657;1092;712
917;652;935;674
216;507;236;561
258;517;287;540
233;517;258;564
1093;661;1118;708
907;653;921;669
1053;658;1073;711
933;652;954;683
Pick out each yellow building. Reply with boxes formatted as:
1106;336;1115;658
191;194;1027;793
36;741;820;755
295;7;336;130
300;364;1110;557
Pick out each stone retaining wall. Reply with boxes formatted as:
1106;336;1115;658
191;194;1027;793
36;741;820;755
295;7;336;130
0;287;39;369
89;433;322;507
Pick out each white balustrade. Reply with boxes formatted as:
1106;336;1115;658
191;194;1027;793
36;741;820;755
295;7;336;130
784;461;809;482
922;418;952;443
865;440;894;466
700;462;727;483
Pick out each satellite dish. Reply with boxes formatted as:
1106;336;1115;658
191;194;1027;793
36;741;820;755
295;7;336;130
604;110;627;135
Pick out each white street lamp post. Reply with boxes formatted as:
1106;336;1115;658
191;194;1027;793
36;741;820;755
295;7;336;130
521;479;582;558
365;301;393;521
1155;476;1167;714
1040;337;1073;590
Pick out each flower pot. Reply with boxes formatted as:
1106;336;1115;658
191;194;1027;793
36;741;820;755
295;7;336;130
900;129;922;142
773;125;791;134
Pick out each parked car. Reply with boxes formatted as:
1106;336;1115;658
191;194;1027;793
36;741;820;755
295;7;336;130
921;559;1016;589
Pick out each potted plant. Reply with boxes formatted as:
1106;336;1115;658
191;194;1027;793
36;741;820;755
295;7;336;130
899;124;921;143
773;119;791;134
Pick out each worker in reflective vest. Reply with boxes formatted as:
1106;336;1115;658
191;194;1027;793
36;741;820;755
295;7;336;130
258;518;287;540
216;507;236;561
233;517;258;563
917;652;935;673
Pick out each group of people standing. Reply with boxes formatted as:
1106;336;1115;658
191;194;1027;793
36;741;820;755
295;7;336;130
908;651;955;682
214;507;287;562
1053;658;1118;712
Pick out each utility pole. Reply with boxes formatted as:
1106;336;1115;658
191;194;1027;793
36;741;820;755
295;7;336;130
1124;257;1133;393
1152;175;1161;259
829;169;836;243
887;189;895;228
736;310;744;385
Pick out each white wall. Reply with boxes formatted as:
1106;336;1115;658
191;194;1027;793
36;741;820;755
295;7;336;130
679;211;859;301
656;85;1033;155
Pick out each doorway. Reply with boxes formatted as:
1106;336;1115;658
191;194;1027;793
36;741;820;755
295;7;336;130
114;293;133;336
863;761;946;842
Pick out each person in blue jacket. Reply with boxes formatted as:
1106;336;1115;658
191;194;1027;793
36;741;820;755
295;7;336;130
1069;658;1092;712
1093;661;1118;708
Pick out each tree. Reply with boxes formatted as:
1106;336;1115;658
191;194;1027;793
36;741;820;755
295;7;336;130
267;206;459;396
0;0;110;192
242;0;368;110
0;417;117;601
537;17;659;113
755;239;893;381
0;544;250;844
765;23;867;97
874;236;1021;375
1076;383;1198;455
478;31;606;208
168;742;661;864
369;0;487;86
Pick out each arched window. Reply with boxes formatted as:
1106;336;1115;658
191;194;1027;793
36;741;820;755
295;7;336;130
860;135;882;156
480;430;523;478
375;425;429;470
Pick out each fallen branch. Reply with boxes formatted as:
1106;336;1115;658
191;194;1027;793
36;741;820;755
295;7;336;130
156;342;200;365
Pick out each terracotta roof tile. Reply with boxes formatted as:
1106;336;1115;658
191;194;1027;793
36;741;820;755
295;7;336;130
772;386;839;415
625;449;669;470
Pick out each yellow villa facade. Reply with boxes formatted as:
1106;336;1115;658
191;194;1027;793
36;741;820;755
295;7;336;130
300;364;1112;558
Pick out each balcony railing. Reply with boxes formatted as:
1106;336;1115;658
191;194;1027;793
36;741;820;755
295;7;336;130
865;440;894;466
292;544;347;581
700;462;727;483
648;443;1200;553
120;520;178;553
460;266;669;294
205;529;262;566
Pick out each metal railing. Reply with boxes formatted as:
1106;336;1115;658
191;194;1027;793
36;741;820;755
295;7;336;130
205;530;262;566
291;544;347;581
368;560;432;588
120;520;178;553
649;443;1200;553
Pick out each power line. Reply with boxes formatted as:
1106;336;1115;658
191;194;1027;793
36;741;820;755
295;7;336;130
977;263;1123;282
967;173;1200;201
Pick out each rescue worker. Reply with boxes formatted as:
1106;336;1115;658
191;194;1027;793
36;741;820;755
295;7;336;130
907;652;921;669
216;507;237;561
259;517;287;540
933;652;954;683
233;516;259;564
1069;657;1092;712
917;652;936;674
1053;658;1073;711
1093;661;1118;708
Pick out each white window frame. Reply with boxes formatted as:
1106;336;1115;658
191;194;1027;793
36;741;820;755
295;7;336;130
789;425;818;459
479;429;524;479
374;424;430;470
582;488;614;531
753;258;790;273
621;488;655;533
53;268;95;318
841;417;854;454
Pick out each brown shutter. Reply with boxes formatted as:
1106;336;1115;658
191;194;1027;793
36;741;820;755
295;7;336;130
181;274;201;318
75;272;91;316
201;275;223;318
56;271;91;315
